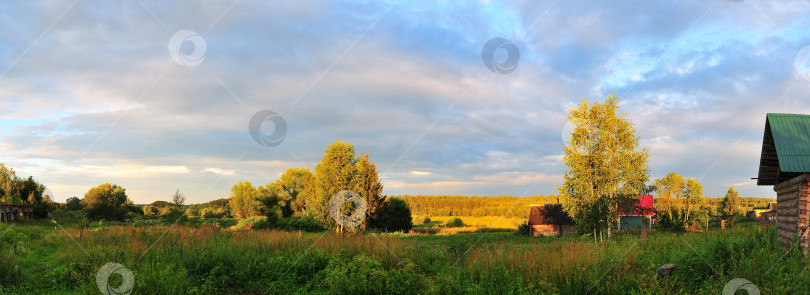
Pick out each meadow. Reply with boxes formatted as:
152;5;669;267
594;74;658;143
0;219;807;294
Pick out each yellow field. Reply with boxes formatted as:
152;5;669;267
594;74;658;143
415;215;526;230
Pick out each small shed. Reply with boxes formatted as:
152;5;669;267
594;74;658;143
528;204;577;236
0;204;33;222
756;113;810;250
617;195;655;230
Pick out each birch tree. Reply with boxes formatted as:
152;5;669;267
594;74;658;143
559;93;649;241
655;172;684;220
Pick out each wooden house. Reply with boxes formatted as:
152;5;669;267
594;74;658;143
756;113;810;250
747;202;776;219
528;204;577;236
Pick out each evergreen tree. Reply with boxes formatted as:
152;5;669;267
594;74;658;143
354;153;385;230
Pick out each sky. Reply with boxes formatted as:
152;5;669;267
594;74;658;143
2;0;810;204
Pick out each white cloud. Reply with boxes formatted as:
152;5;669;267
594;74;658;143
1;1;804;202
202;168;235;175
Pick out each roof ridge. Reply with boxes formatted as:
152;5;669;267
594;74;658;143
768;113;810;118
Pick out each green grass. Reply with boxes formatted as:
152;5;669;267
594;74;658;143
0;219;806;294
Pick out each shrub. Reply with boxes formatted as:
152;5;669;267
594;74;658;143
445;217;465;228
275;216;325;232
421;216;431;225
231;216;268;231
369;198;413;232
515;222;531;236
656;210;687;232
50;209;88;225
316;254;424;294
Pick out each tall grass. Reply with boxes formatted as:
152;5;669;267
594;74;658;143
0;221;807;294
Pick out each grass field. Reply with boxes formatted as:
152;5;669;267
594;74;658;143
0;219;807;294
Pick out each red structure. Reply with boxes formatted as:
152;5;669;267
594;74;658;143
617;195;655;230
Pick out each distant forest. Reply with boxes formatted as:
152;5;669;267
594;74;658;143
395;195;776;219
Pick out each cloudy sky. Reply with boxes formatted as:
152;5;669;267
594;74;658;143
2;0;810;204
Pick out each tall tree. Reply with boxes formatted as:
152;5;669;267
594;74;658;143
313;141;357;231
83;183;130;221
229;181;260;218
559;94;649;240
719;187;741;217
268;168;316;217
65;197;83;211
354;153;385;230
0;164;22;205
654;172;685;220
682;178;703;224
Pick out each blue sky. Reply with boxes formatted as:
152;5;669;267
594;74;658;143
2;0;810;204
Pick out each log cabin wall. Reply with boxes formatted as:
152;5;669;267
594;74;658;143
529;224;578;237
774;173;810;249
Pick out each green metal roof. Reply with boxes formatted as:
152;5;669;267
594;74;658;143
757;113;810;185
768;113;810;172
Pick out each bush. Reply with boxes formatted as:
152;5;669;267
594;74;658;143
515;222;531;236
656;210;687;232
445;217;465;228
231;216;268;231
369;198;413;232
421;216;431;225
275;216;325;232
230;216;326;232
316;254;424;294
50;209;87;225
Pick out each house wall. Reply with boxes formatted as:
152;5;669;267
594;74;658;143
529;224;577;237
619;216;648;230
774;173;810;250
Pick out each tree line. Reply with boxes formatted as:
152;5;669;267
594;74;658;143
397;195;562;219
64;141;412;232
396;193;770;222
